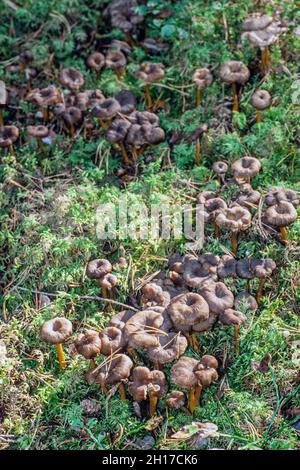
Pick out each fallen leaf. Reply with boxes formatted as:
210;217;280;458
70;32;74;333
171;422;219;441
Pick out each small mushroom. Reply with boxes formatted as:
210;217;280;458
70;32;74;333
265;188;299;208
250;259;276;304
62;106;82;136
0;125;19;155
87;52;105;76
40;317;73;369
212;161;228;186
219;309;246;354
86;258;112;299
235;291;258;312
141;282;172;308
192;68;213;107
107;119;131;165
59;67;84;92
109;309;135;330
201;197;228;238
166;390;186;410
74;329;102;368
264;201;297;244
147;331;188;368
99;273;118;305
91;98;121;129
124;308;165;352
217;255;237;279
115;90;136;115
200;281;234;314
128;366;168;416
232;183;261;210
27;85;61;121
231;157;261;184
251;89;271;124
125;124;145;160
106;50;127;79
75;89;105;111
219;60;250;112
27;125;49;152
182;253;220;289
0;81;7;126
136;63;165;108
99;326;126;356
215;206;252;256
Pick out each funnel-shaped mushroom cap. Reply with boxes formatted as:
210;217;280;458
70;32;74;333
115;90;136;115
107;0;144;33
74;329;102;359
19;50;34;65
166;391;185;409
265;188;299;208
251;89;271;110
106;50;127;71
192;311;218;333
128;366;168;401
232;184;261;209
235;291;258;312
142;124;165;145
166;292;209;332
217;255;237;278
62;107;82;127
219;309;246;326
192;68;213;89
242;21;287;48
75;90;105;111
168;254;184;273
85;354;133;386
212;161;228;176
264;201;297;227
87;52;105;72
219;61;250;84
124;308;165;350
0;81;7;106
91;98;121;120
109;309;135;330
215;206;252;232
0;125;19;147
129;110;159;127
86;258;112;279
99;273;118;289
99;326;126;355
231;157;261;180
59;67;84;91
40;317;73;344
142;282;171;307
107;119;131;144
250;259;276;278
200;354;218;369
136;63;165;83
197;191;215;205
201;198;228;223
182;253;220;289
236;259;255;279
147;332;188;365
27;125;49;138
200;281;234;314
171;355;218;389
27;85;61;107
126;124;145;148
242;14;273;32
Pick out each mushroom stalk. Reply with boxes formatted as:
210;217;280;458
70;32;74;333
40;107;48;122
214;223;219;239
120;142;131;165
0;108;3;127
145;84;153;108
89;359;96;369
231;231;238;256
116;68;125;80
56;343;66;369
261;47;271;75
195;139;201;166
234;324;240;355
194;384;202;407
191;334;199;352
280;226;288;244
256;277;266;304
195;88;201;108
256;110;262;125
37;138;45;152
232;83;238;112
8;144;15;156
188;388;197;413
118;383;126;401
149;391;158;417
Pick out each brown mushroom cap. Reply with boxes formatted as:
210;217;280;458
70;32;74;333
219;308;246;326
192;311;219;333
236;259;255;279
87;52;105;72
99;273;118;289
126;124;145;148
141;282;171;307
166;292;209;332
182;253;220;289
0;125;19;147
62;106;82;127
128;366;168;401
107;119;131;144
129;110;159;127
171;355;218;389
219;60;250;84
251;89;271;111
99;326;126;355
242;15;273;32
136;63;165;83
264;201;297;227
265;188;299;208
231;157;261;181
124;308;165;350
192;68;213;89
85;353;133;386
0;81;7;106
27;86;61;107
40;317;73;344
235;291;258;312
75;90;105;111
217;255;237;279
166;390;185;409
201;197;228;223
59;67;84;91
232;183;261;209
109;309;135;330
74;329;102;359
212;161;228;176
250;259;276;278
27;125;49;138
86;258;112;279
200;281;234;314
91;98;121;120
115;90;136;115
142;124;165;145
197;191;216;205
215;205;252;232
147;332;188;365
106;50;127;71
107;0;144;33
19;50;34;66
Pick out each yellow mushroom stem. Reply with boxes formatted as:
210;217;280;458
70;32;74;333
214;223;220;239
149;392;158;417
261;47;271;75
234;324;240;355
195;87;201;107
280;226;288;244
256;277;266;304
232;83;238;112
131;146;138;161
8;144;15;156
56;343;66;369
195;139;201;166
101;286;107;300
184;332;193;348
37;137;45;152
154;362;161;370
40;107;48;122
145;83;153;108
101;383;109;396
118;383;126;401
256;110;262;125
116;67;125;80
125;32;137;47
188;388;197;413
89;358;96;369
194;384;203;407
191;333;199;352
231;231;238;256
69;125;75;137
99;119;109;130
120;142;131;165
127;347;139;361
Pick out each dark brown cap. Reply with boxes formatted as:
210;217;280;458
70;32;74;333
220;61;250;84
59;67;84;91
74;329;102;359
87;52;105;72
40;317;73;344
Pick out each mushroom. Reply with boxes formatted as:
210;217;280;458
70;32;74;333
212;161;228;187
217;255;237;279
187;124;208;166
99;273;118;305
106;119;131;165
200;281;234;314
182;253;220;289
91;98;121;129
250;258;276;304
87;52;105;76
59;67;84;92
265;188;299;208
264;201;297;244
106;50;127;79
125;124;145;160
115;90;136;115
147;331;188;368
128;366;168;416
141;282;172;308
0;81;7;126
27;125;49;152
219;60;250;112
234;291;258;312
109;309;135;330
26;85;61;121
75;89;105;111
201;197;228;238
170;355;218;412
99;326;126;356
62;106;82;136
215;206;252;256
192;68;213;107
105;0;144;45
219;309;246;354
40;317;73;369
124;308;165;353
136;63;165;108
251;89;271;125
0;125;19;156
232;183;261;210
74;329;102;368
166;390;186;410
86;258;112;299
231;157;261;184
86;353;133;400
